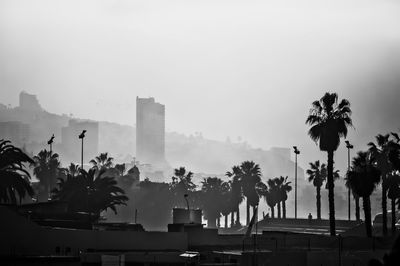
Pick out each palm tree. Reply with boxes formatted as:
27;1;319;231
306;160;326;220
226;165;244;226
240;161;262;224
66;163;80;177
346;151;380;237
0;139;34;204
32;149;61;200
52;168;128;216
90;152;114;171
279;176;292;219
387;172;400;234
200;177;229;228
266;179;279;218
368;134;394;236
306;92;353;236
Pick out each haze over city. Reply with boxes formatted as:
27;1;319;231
1;0;400;173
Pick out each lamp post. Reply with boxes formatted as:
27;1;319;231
293;146;300;219
345;140;354;221
47;134;54;154
78;130;86;169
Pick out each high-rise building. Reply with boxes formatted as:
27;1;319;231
0;121;30;148
136;97;165;166
61;119;99;165
19;91;42;111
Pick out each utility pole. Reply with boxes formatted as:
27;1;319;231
293;146;300;219
345;140;354;221
79;130;86;169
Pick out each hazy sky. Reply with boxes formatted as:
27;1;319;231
1;0;400;172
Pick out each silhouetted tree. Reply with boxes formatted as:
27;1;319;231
66;163;80;177
387;172;400;234
266;179;279;218
368;134;395;236
0;140;34;204
306;92;353;236
346;151;380;237
170;167;196;208
200;177;229;228
226;165;244;226
115;163;126;176
307;160;326;219
52;168;128;216
32;149;61;201
279;176;292;219
90;152;114;171
240;161;262;224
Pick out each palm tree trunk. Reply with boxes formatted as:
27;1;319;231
282;201;286;219
327;150;336;236
271;206;275;218
253;205;257;223
225;215;228;229
391;198;396;235
316;186;321;220
355;195;360;221
246;201;250;225
363;196;372;237
382;175;388;236
277;202;281;219
236;205;240;226
231;211;235;227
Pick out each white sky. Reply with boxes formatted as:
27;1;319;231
1;0;400;172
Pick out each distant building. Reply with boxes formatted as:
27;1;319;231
0;121;30;148
19;91;42;111
136;97;165;167
61;120;99;165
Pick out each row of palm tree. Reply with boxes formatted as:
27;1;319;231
306;92;400;238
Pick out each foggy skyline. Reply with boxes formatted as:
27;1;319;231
1;0;400;173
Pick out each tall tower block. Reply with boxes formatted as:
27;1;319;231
136;97;165;166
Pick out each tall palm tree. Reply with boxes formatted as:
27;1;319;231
368;134;394;236
279;176;292;219
52;168;128;216
387;172;400;234
346;151;380;237
306;92;353;236
240;161;262;225
0;139;34;204
90;152;114;171
306;160;326;220
32;149;61;200
226;165;244;226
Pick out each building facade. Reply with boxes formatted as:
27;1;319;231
136;97;165;166
0;121;30;148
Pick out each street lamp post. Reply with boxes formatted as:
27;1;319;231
79;130;86;169
47;134;55;154
293;146;300;219
345;140;354;221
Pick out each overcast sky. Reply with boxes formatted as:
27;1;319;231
1;0;399;172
